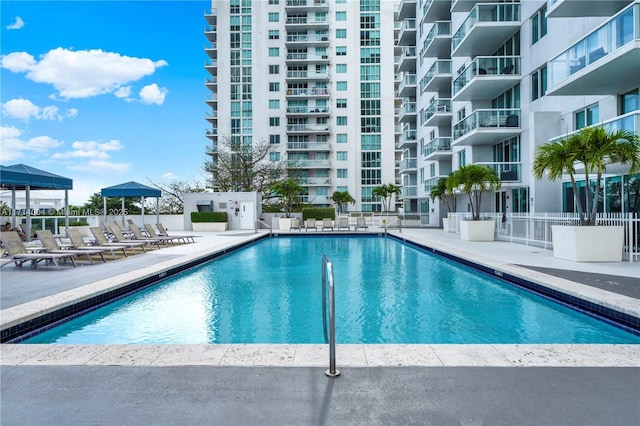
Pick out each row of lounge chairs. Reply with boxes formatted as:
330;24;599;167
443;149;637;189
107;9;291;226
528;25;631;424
0;222;195;270
289;217;369;232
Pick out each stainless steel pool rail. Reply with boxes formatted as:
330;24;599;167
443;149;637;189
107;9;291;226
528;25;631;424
321;253;340;377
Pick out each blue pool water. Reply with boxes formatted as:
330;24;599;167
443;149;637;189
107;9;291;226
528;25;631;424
25;236;639;344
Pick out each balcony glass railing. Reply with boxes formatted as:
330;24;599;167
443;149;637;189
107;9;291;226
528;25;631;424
400;102;417;115
423;137;452;157
421;98;451;123
424;176;446;193
452;56;521;95
287;160;332;168
452;3;521;52
401;186;417;197
286;106;330;113
287;71;330;79
286;0;328;6
401;73;417;86
549;110;640;143
286;34;330;42
475;162;521;182
286;124;330;132
549;3;639;87
403;129;417;141
420;60;451;92
423;21;451;52
399;158;418;170
286;141;331;150
401;19;417;31
286;88;329;96
453;108;520;139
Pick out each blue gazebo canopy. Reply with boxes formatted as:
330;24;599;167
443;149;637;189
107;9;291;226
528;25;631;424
0;164;73;190
101;181;161;198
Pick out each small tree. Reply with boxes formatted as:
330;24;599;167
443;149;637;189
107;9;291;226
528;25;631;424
452;165;501;220
146;178;207;214
430;176;457;214
330;191;355;214
270;179;304;218
372;183;401;212
533;126;640;225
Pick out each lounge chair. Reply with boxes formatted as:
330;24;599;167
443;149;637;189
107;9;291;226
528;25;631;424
90;227;147;254
67;227;128;260
305;218;318;231
144;224;187;245
126;223;164;248
110;224;161;250
156;223;196;243
322;218;333;231
0;231;77;269
36;230;107;264
355;217;369;231
338;217;350;231
289;217;302;232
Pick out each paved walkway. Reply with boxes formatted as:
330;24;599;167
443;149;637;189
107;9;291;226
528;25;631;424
1;228;639;425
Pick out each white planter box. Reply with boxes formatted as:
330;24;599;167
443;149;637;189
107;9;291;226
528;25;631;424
279;218;292;230
442;218;453;233
551;225;624;262
192;222;228;232
460;220;495;241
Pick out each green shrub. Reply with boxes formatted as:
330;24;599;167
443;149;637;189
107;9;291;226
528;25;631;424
302;207;335;220
69;220;90;226
190;211;228;223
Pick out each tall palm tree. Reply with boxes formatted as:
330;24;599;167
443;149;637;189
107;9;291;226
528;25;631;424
372;183;401;212
452;165;501;220
430;175;456;213
270;179;304;218
330;191;355;214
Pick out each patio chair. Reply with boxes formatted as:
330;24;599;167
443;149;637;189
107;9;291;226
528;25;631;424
125;223;164;248
110;223;161;250
322;218;334;231
305;218;318;231
67;227;128;260
289;217;302;232
355;217;369;231
337;217;350;231
156;223;195;243
90;227;148;254
144;224;187;245
0;231;77;269
36;230;106;264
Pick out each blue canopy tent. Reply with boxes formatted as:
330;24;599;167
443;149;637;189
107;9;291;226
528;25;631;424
100;181;161;226
0;164;73;241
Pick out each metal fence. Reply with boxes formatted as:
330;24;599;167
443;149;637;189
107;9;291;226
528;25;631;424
447;212;639;262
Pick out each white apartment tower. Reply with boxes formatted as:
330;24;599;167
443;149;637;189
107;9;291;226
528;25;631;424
205;0;399;212
403;0;639;225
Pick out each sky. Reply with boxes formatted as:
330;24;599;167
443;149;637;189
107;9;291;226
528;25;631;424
1;0;211;205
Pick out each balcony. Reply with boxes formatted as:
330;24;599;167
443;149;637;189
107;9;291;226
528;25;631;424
424;176;446;193
547;0;632;18
452;108;521;146
421;21;452;58
397;47;417;73
205;60;217;74
286;141;332;151
420;59;452;94
421;98;452;127
398;0;417;20
205;112;217;123
205;145;218;157
285;33;330;46
475;162;522;183
286;87;330;98
285;15;330;30
398;158;418;173
547;3;640;96
299;177;331;186
423;137;452;160
205;129;217;140
397;126;418;150
399;101;417;123
287;159;332;169
421;0;451;24
286;52;330;64
549;110;640;144
401;185;418;198
451;3;520;57
286;70;330;81
397;73;417;98
300;195;331;204
205;96;217;106
398;18;417;46
452;56;521;100
286;106;330;116
285;0;329;12
286;124;331;134
451;0;480;13
205;77;217;90
205;43;217;58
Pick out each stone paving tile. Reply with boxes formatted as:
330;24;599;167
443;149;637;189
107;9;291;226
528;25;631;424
14;344;109;365
219;344;296;366
152;344;231;365
85;344;168;366
363;344;442;366
431;344;513;366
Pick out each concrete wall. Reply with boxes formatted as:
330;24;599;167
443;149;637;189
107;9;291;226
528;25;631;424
183;192;262;231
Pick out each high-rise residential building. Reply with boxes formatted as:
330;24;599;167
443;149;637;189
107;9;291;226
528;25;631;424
205;0;399;212
404;0;639;226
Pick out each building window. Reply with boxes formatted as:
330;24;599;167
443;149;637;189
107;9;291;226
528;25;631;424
531;65;547;101
336;64;347;73
337;133;347;144
268;0;279;4
336;46;347;56
336;29;347;38
269;152;280;161
269;117;280;126
269;99;279;109
337;169;348;178
268;12;279;22
575;104;599;130
269;82;280;92
458;149;466;167
337;186;348;192
336;11;346;21
620;89;639;114
336;99;347;108
268;47;279;57
337;151;347;160
531;6;547;44
269;65;279;74
268;30;279;40
337;116;347;125
269;134;280;144
337;81;347;91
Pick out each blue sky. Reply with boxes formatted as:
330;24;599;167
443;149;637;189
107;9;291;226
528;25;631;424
1;0;211;205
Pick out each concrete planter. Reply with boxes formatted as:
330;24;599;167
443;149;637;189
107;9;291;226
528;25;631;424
192;222;228;232
551;225;624;262
442;218;453;233
460;220;495;241
278;218;292;230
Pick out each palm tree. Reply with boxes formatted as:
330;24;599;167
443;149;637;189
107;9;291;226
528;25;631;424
330;191;355;214
452;165;501;220
533;125;640;225
372;183;401;212
270;179;304;218
430;175;457;213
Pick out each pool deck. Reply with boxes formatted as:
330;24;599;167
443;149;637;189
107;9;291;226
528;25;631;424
1;228;639;425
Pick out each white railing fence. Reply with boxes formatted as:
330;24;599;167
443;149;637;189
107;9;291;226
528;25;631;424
446;212;639;262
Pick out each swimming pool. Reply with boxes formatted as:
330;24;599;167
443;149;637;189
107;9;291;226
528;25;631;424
23;235;640;344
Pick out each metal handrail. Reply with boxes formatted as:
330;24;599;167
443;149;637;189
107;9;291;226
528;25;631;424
255;219;272;235
321;253;339;377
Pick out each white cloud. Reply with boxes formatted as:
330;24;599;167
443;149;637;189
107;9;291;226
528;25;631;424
139;83;168;105
0;125;63;161
0;48;168;99
114;86;131;98
2;98;78;121
6;17;25;30
162;172;177;180
51;139;123;160
69;160;131;173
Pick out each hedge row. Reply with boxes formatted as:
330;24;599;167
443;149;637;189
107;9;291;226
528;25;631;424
302;207;335;220
190;211;228;223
